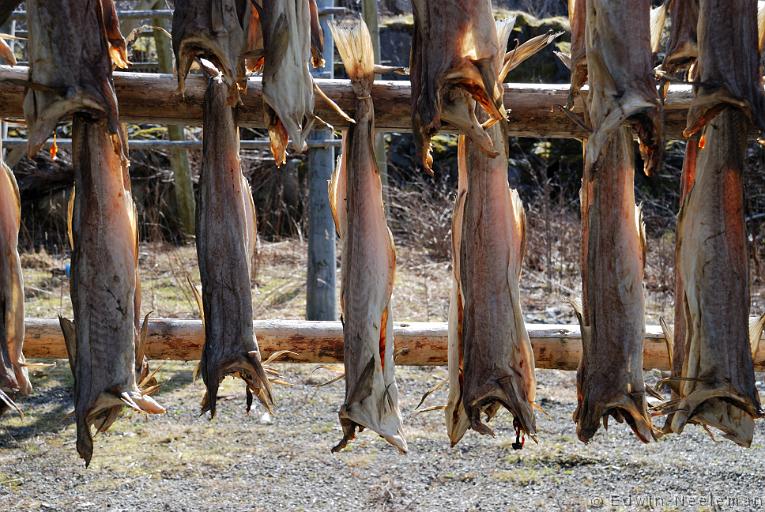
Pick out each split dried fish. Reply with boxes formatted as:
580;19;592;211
0;158;29;416
195;73;272;417
410;0;506;173
328;19;406;453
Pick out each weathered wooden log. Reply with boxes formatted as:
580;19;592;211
0;65;700;138
20;318;765;370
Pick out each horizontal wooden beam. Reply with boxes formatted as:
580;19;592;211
20;318;765;371
0;65;699;138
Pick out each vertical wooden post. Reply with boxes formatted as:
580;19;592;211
306;0;337;321
152;3;196;236
361;0;389;211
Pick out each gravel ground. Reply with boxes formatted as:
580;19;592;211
2;363;765;511
3;242;765;511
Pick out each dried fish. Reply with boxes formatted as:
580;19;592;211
0;158;29;416
573;0;658;443
445;20;556;447
410;0;506;173
258;0;320;166
667;0;763;447
684;0;765;137
583;0;663;176
195;73;272;417
328;19;406;453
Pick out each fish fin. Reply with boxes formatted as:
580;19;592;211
308;0;325;68
0;389;22;417
262;350;299;365
267;112;288;167
749;312;765;359
135;312;151;369
58;316;77;378
500;30;563;82
66;187;75;250
659;317;674;371
554;51;571;70
329;19;374;81
313;81;354;124
650;3;668;54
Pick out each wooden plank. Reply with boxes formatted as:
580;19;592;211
0;65;703;138
23;318;765;371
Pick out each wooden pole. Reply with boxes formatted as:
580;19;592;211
152;3;195;237
0;66;702;138
20;318;765;371
306;0;337;321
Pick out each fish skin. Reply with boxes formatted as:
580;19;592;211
23;0;124;159
196;76;273;418
171;0;252;102
329;20;406;454
576;127;654;444
68;115;165;466
663;0;763;448
260;0;317;165
0;158;29;416
410;0;505;173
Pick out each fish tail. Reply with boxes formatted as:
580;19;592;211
329;19;375;83
200;351;274;418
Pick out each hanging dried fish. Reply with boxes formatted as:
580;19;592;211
23;0;128;158
25;0;165;466
195;71;273;417
410;0;506;173
328;19;406;453
0;158;29;416
446;20;557;447
666;0;763;447
171;0;253;103
573;0;658;443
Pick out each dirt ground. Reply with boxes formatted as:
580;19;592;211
3;240;765;511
